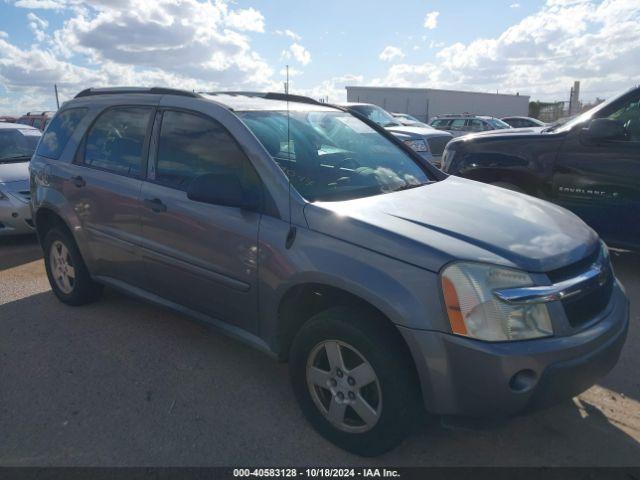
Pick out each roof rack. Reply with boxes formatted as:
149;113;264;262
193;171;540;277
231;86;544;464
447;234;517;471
203;91;322;106
74;87;200;99
435;113;478;118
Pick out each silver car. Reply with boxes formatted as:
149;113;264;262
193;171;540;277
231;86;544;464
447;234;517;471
0;122;41;235
30;88;629;456
430;114;512;137
341;103;453;167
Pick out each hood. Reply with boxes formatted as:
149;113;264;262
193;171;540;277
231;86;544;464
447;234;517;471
0;161;30;184
386;125;452;139
459;126;546;139
304;176;598;273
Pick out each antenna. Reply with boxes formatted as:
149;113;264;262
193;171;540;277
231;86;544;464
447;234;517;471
54;84;60;109
286;65;292;225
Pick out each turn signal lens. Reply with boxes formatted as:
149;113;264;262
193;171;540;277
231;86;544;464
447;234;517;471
442;276;467;335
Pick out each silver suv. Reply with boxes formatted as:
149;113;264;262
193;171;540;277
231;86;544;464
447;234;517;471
30;88;629;456
430;113;512;137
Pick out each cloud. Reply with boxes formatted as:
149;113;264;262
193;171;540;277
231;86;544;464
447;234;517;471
275;29;301;41
510;3;521;7
0;0;279;114
424;11;439;30
299;73;364;102
225;7;265;32
282;42;311;65
374;0;640;101
379;46;405;62
27;12;49;42
13;0;65;9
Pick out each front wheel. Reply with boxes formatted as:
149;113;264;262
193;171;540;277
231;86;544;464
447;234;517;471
289;307;422;456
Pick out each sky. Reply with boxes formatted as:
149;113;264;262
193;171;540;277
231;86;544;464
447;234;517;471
0;0;638;115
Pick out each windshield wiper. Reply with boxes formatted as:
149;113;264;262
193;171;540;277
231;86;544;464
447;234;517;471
390;182;430;192
0;154;32;162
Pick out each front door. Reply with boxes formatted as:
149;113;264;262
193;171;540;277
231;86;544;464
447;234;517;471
552;90;640;249
139;109;261;332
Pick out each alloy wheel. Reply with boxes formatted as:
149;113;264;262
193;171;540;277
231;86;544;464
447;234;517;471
306;340;382;433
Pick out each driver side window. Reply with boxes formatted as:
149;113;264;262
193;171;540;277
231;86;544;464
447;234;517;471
607;96;640;142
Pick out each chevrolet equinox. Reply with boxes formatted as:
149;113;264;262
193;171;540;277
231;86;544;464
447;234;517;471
30;88;629;456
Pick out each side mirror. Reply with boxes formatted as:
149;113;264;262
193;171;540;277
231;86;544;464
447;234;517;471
187;173;260;210
581;118;626;142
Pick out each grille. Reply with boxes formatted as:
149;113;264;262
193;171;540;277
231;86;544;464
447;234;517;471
426;135;452;156
547;248;613;328
562;275;613;328
547;248;599;283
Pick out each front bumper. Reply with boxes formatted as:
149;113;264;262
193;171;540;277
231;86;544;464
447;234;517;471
0;194;35;236
399;280;629;417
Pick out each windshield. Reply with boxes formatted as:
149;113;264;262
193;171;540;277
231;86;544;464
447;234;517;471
348;105;400;127
0;128;41;162
485;118;511;129
238;110;432;202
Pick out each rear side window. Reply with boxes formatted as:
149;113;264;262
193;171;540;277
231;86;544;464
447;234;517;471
83;107;153;176
431;119;450;128
154;110;256;190
450;119;467;131
37;108;87;159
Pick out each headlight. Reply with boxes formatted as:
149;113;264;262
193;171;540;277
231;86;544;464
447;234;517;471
404;139;429;153
441;262;553;341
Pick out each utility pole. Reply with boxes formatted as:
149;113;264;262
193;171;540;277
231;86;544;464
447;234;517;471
54;84;60;109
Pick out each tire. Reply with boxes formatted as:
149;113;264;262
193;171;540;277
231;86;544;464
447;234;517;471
43;227;103;306
491;181;525;193
289;306;422;456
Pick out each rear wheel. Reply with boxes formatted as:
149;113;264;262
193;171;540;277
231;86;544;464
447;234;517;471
289;306;422;456
43;228;102;305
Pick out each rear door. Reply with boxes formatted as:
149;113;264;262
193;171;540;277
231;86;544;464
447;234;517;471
139;107;261;332
553;90;640;249
63;104;155;285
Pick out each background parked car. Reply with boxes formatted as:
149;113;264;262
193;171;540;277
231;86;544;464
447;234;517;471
0;115;18;123
17;111;55;131
341;103;453;167
429;114;512;137
501;116;548;128
391;112;429;127
0;122;41;235
442;85;640;251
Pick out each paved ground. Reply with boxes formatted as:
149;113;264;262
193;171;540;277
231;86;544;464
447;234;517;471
0;235;638;466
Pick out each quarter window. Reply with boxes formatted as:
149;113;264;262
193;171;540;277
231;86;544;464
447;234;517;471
37;108;88;160
155;110;256;191
83;107;153;176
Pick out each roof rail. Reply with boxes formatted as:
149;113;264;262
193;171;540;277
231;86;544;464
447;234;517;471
203;91;322;106
435;113;477;118
74;87;200;99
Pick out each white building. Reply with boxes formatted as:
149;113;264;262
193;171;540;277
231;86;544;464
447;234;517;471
345;86;530;122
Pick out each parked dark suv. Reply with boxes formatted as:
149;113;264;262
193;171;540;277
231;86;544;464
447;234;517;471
443;85;640;251
30;87;629;456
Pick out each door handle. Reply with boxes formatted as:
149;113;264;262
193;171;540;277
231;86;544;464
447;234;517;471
71;175;85;188
144;198;167;213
